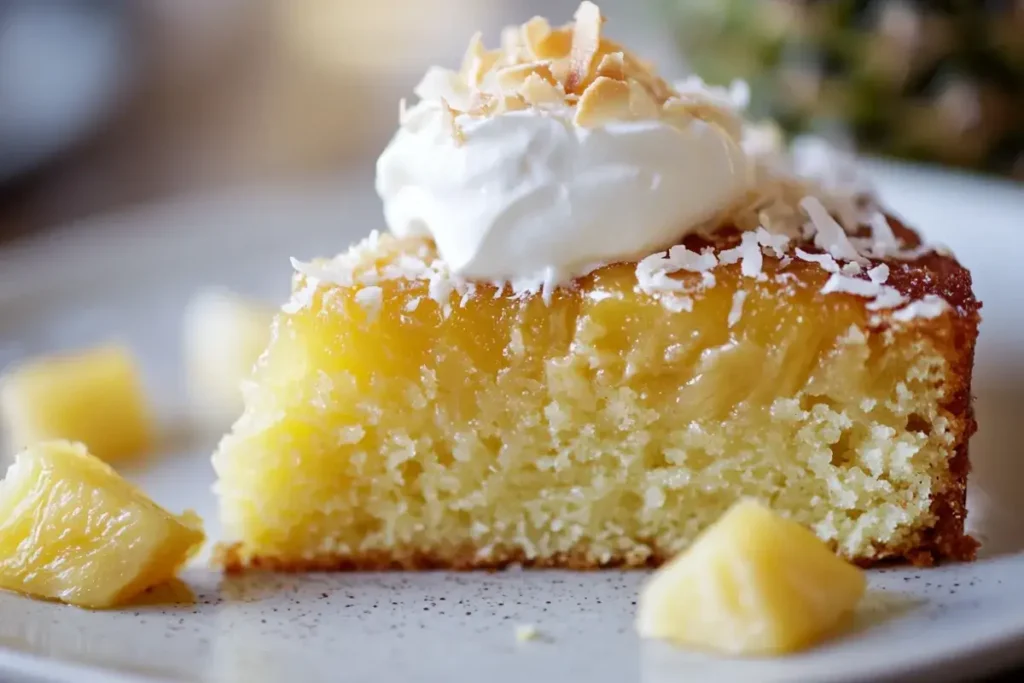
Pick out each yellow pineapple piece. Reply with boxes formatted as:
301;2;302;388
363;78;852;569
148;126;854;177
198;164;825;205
1;345;153;461
0;441;205;609
636;500;866;655
183;289;274;424
213;233;972;571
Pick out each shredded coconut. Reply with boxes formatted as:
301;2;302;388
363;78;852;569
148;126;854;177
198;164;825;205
818;264;909;312
892;294;950;322
794;248;839;273
291;257;353;287
868;213;901;257
668;244;718;272
821;274;882;298
801;197;863;263
867;264;890;284
866;288;907;311
718;231;763;278
636;245;717;297
460;283;478;308
354;286;384;321
755;227;790;257
728;290;747;328
661;294;694;312
282;275;322;314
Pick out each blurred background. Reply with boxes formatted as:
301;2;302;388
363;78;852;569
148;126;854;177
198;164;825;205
1;0;1019;244
0;0;665;242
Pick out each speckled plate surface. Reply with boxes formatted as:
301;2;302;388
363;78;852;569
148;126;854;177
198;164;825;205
1;163;1023;683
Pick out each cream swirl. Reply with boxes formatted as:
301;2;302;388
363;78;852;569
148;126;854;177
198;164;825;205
376;103;749;284
374;2;752;287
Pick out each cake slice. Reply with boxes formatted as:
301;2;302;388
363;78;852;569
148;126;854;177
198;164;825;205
212;4;979;571
213;224;978;570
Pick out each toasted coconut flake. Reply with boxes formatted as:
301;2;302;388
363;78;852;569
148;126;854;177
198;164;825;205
574;76;632;127
628;78;660;119
624;53;673;102
496;62;557;93
415;67;470;110
440;98;465;145
461;32;486;75
461;33;500;88
663;95;743;140
408;2;684;125
474;53;502;88
521;17;551;54
497;95;531;114
501;25;524;58
520;73;567;107
596;52;626;81
539;27;574;61
565;1;604;94
521;16;573;62
660;99;695;128
464;93;503;118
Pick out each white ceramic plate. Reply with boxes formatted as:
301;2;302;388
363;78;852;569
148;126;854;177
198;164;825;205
0;163;1022;683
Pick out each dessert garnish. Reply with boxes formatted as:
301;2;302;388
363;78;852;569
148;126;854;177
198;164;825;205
291;2;956;326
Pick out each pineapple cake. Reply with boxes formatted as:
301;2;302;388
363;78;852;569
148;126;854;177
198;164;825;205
213;3;980;572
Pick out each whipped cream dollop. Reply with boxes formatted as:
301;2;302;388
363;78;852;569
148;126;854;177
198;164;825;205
377;105;748;284
374;3;751;287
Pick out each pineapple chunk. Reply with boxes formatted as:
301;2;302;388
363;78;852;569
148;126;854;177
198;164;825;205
0;345;153;461
183;289;274;424
0;441;205;609
636;500;866;655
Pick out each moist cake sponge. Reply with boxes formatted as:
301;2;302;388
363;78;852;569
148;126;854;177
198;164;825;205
213;226;979;572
